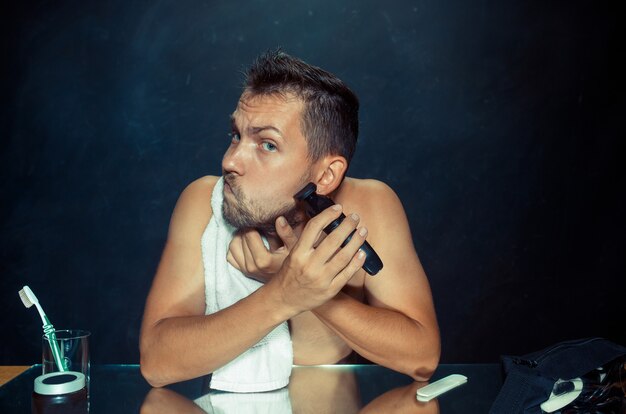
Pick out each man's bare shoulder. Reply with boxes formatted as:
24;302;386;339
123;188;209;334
336;177;409;240
182;175;219;198
336;177;402;215
168;175;220;241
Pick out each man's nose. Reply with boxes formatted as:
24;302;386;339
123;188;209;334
222;141;248;176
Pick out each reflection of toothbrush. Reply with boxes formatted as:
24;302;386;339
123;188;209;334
18;285;66;372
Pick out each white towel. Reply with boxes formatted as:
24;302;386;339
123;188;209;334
201;177;293;392
194;389;293;414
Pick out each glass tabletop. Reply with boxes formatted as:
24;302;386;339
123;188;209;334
0;363;502;413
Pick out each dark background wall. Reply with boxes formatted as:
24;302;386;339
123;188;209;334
1;0;623;366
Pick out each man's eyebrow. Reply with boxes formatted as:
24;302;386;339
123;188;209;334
250;125;283;137
230;115;284;138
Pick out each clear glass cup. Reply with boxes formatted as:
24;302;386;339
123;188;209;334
42;329;91;389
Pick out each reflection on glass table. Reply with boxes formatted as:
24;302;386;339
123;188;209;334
0;364;501;413
143;366;441;413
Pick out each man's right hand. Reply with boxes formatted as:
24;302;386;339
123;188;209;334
268;204;367;316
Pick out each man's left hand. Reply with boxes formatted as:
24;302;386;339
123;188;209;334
227;216;298;283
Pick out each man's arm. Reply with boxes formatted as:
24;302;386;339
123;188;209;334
140;176;368;387
140;176;290;387
312;180;440;381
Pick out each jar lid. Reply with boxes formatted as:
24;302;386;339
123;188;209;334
34;371;86;395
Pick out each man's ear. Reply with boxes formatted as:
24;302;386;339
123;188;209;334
313;155;347;195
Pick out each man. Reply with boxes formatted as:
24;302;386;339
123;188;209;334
140;50;440;388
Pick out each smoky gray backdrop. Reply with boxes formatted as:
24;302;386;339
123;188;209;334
1;0;624;365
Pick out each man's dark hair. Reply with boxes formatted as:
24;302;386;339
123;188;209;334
243;49;359;164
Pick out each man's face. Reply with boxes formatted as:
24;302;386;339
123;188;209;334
221;92;314;233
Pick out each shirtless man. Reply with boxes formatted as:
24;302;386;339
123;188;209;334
139;50;440;388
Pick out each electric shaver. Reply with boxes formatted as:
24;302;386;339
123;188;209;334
294;183;383;276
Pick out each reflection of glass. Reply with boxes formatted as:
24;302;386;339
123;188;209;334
42;329;91;388
141;366;440;414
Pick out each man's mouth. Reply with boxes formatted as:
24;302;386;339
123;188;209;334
223;175;236;197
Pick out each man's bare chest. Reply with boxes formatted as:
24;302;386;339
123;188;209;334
288;270;366;364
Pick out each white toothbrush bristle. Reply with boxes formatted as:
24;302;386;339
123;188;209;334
19;289;34;308
18;285;39;309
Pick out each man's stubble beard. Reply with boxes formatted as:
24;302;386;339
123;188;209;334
222;173;310;235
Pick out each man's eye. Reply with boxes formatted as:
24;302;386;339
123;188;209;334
228;132;240;142
261;142;277;152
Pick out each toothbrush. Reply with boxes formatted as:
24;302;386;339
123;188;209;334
18;285;66;372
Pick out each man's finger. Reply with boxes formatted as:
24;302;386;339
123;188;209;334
228;235;245;265
298;204;343;250
324;224;367;276
241;234;257;270
330;249;366;291
314;212;360;264
275;216;298;250
243;230;269;255
227;250;241;271
244;230;274;270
